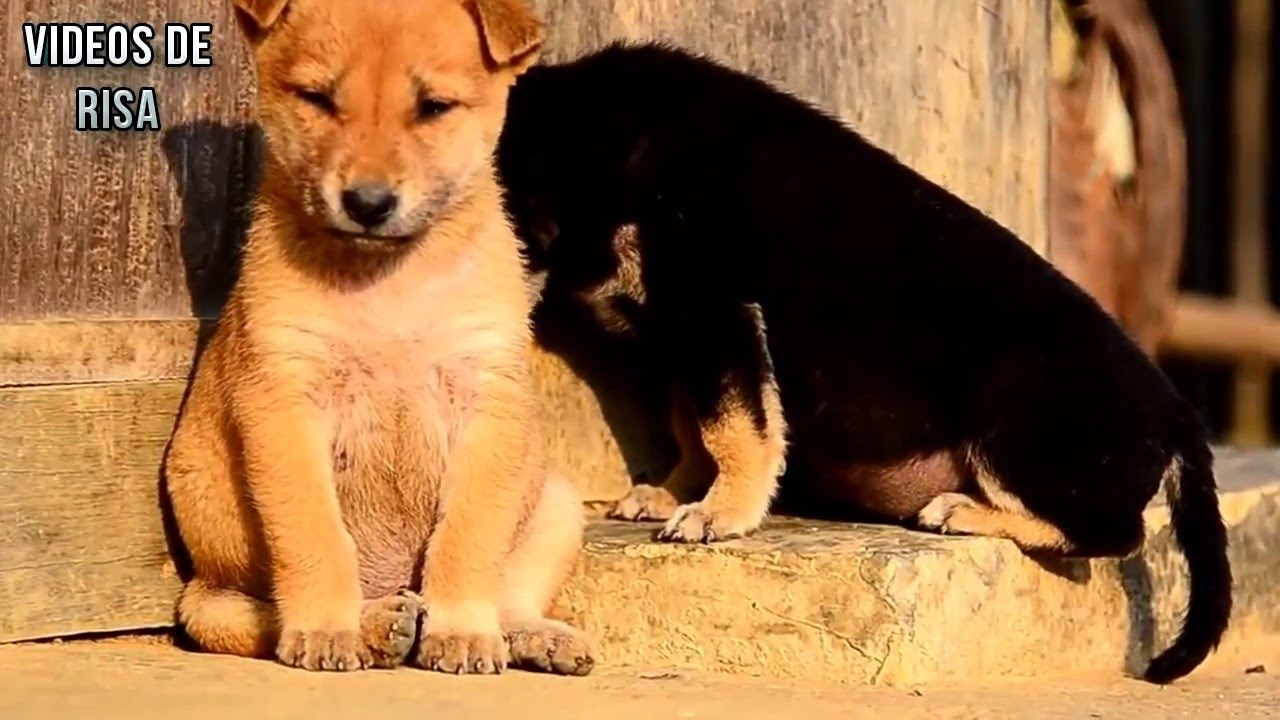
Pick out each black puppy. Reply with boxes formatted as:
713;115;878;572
497;42;1230;684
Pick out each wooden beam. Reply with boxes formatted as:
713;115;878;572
1164;294;1280;363
0;319;206;388
1227;0;1273;447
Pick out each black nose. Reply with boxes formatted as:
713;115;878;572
341;183;398;228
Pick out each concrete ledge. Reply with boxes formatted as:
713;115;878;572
553;483;1280;686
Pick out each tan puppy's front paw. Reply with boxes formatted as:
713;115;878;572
361;591;422;668
507;618;595;676
655;502;758;543
415;604;508;675
608;484;680;522
277;628;372;671
416;630;509;675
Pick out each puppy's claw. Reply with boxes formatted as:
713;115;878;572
507;620;596;676
360;594;422;668
415;630;509;675
656;502;754;543
276;628;371;672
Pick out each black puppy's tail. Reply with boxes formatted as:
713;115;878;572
1142;417;1232;684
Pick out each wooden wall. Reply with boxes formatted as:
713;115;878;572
0;0;1049;642
0;1;254;322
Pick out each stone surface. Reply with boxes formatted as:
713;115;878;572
1;638;1277;720
549;483;1280;686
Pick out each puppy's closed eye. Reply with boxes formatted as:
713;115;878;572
416;97;458;122
293;86;338;116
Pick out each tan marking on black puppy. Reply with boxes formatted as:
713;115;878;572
917;450;1074;552
917;493;1075;551
579;223;646;334
650;304;787;543
165;0;593;676
657;385;786;542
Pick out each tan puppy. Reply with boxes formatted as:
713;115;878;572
163;0;594;676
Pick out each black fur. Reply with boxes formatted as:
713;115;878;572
497;42;1231;683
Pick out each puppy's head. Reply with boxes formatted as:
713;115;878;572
234;0;542;248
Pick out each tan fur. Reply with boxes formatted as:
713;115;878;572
916;449;1075;552
164;0;592;676
233;0;290;32
659;377;787;541
917;492;1075;552
610;304;788;542
579;223;647;334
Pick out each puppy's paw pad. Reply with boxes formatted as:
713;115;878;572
360;592;422;668
508;621;596;676
917;493;979;533
277;628;371;672
655;502;753;543
608;485;679;522
416;631;509;675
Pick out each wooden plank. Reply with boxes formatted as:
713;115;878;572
0;320;206;387
0;1;255;321
0;381;186;642
0;312;638;498
1227;0;1273;447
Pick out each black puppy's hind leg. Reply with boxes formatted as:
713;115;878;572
916;448;1084;554
651;302;787;543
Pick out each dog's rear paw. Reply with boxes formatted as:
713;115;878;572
507;619;596;676
360;590;422;668
917;492;980;534
655;502;756;543
608;484;679;522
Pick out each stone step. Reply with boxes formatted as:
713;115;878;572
553;482;1280;686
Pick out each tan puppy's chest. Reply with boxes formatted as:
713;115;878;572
323;329;476;466
261;257;507;593
325;345;469;595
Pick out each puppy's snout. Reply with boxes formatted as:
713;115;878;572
341;183;399;228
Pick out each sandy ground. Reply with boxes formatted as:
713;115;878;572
0;636;1276;719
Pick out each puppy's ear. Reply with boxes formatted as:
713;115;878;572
232;0;291;40
468;0;544;74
